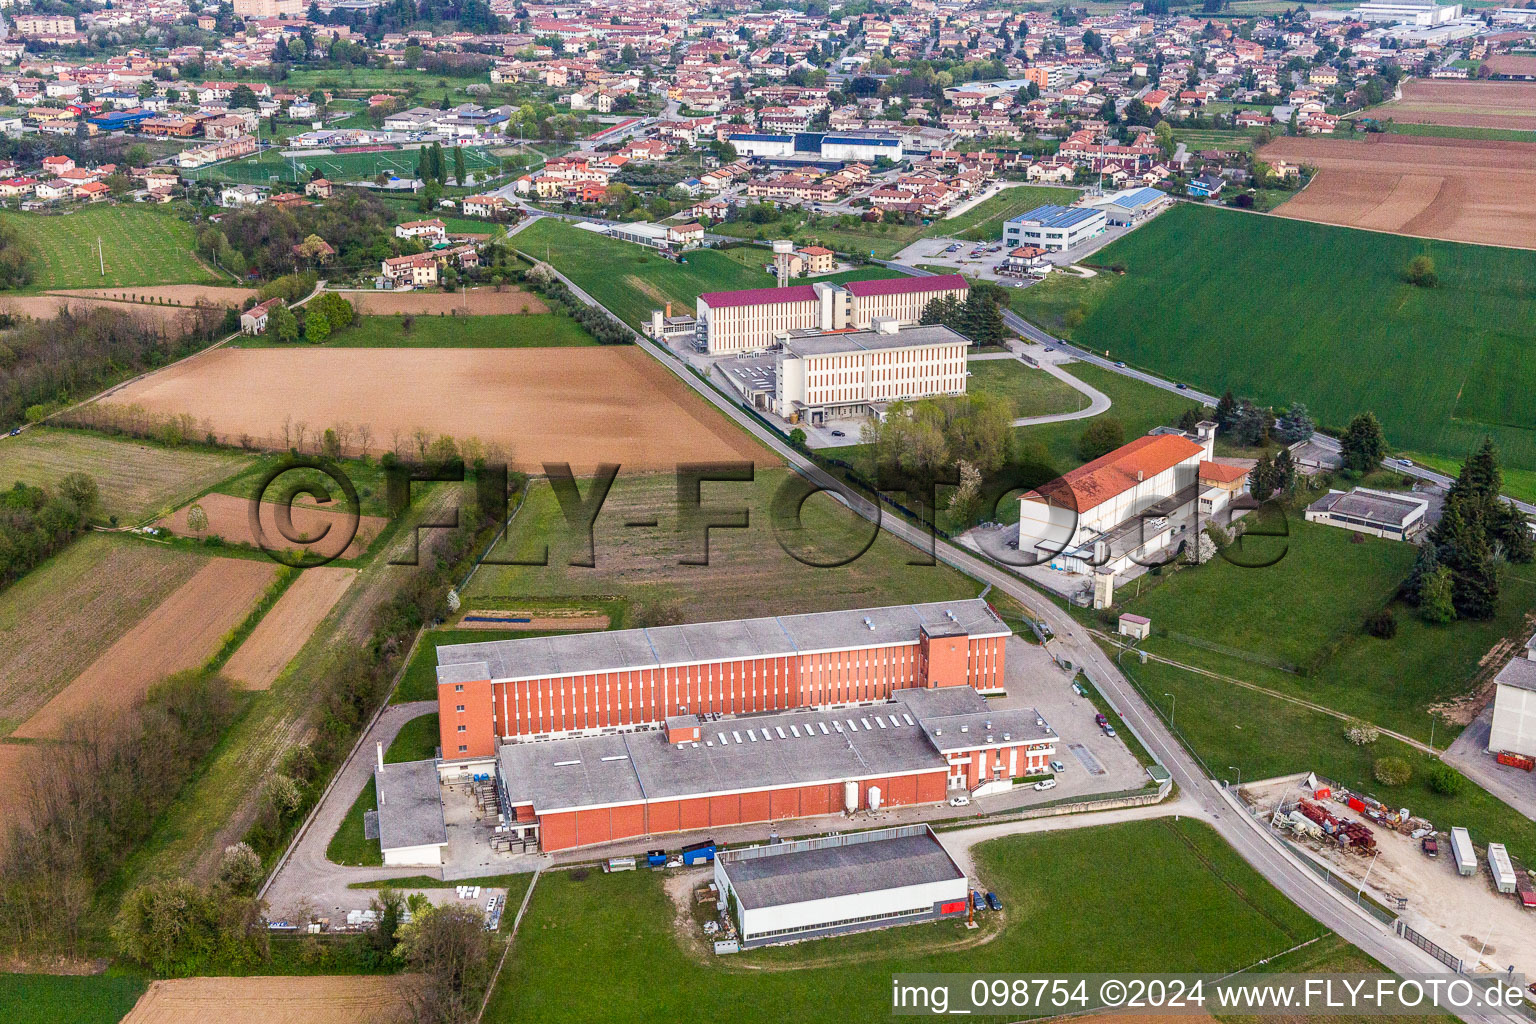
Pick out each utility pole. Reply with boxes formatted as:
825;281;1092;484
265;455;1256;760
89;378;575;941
98;236;104;276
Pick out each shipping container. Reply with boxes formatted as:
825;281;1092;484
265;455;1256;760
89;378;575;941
1488;843;1517;894
1496;751;1535;772
1450;827;1477;877
682;838;717;865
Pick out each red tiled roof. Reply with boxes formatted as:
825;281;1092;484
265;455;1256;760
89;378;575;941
843;273;967;297
1199;460;1250;483
1025;434;1204;514
699;284;817;308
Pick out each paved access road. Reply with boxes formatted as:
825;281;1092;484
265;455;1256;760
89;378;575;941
536;258;1524;1024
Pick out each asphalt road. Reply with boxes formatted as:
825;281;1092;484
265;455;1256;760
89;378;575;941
537;259;1524;1024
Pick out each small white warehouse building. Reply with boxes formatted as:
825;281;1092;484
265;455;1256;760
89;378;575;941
1488;633;1536;757
375;756;449;867
714;825;968;948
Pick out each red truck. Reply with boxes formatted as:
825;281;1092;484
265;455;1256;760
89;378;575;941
1516;871;1536;910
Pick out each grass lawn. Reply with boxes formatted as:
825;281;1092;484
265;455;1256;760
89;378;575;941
0;973;147;1024
230;312;596;349
464;467;988;624
0;205;222;292
326;709;441;867
0;428;253;524
209;453;396;519
944;185;1084;241
512;218;765;328
486;817;1334;1023
1008;271;1120;338
1116;654;1536;865
1064;204;1536;474
966;359;1090;419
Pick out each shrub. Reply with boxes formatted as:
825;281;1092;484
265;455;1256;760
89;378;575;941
1364;608;1397;638
1345;722;1380;746
1403;253;1438;288
1425;760;1465;796
1077;417;1125;462
1373;756;1412;787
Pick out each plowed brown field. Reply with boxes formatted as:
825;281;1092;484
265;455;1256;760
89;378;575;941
1367;78;1536;131
102;346;770;471
157;492;387;562
13;557;276;739
1260;135;1536;248
121;976;413;1024
344;286;547;315
224;566;356;689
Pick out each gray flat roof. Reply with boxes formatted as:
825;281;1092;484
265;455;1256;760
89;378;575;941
782;324;969;358
722;829;963;910
1496;656;1536;695
438;599;1007;686
1307;488;1426;528
497;692;951;812
375;759;447;851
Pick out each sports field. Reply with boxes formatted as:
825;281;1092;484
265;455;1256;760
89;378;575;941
1260;134;1536;249
0;428;253;523
485;818;1333;1023
103;346;771;472
513;218;764;328
200;144;503;185
1063;204;1536;473
0;206;223;291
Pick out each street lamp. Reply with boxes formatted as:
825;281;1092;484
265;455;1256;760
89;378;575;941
1357;848;1380;905
1228;765;1242;789
1163;692;1176;727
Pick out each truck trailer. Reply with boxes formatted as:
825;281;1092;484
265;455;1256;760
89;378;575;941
1488;843;1517;894
1450;827;1477;877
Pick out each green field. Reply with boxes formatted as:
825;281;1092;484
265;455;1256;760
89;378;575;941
231;312;596;349
966;359;1090;419
1377;120;1536;144
0;428;253;523
1117;516;1536;745
1008;271;1119;337
486;818;1336;1023
465;467;987;623
1118;656;1536;865
1060;204;1536;473
0;973;146;1024
0;205;223;291
513;218;779;328
943;185;1083;241
211;145;505;186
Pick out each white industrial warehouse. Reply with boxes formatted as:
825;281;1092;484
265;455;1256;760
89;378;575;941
713;824;968;948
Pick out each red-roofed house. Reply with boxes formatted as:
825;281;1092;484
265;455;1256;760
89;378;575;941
1018;423;1217;574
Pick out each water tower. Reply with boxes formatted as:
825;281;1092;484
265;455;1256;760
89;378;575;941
771;239;797;287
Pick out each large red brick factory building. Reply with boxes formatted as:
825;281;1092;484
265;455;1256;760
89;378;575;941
434;600;1058;853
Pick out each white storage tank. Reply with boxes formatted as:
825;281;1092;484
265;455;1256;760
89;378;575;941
844;780;859;812
868;786;882;811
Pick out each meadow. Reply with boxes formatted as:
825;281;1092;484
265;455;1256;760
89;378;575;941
0;206;223;291
512;218;772;327
1057;204;1536;474
966;359;1091;420
0;972;147;1024
486;818;1337;1023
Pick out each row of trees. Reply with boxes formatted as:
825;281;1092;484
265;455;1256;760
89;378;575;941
1402;438;1532;622
919;284;1009;349
0;220;32;290
0;473;99;588
200;191;398;279
0;671;240;952
264;292;356;344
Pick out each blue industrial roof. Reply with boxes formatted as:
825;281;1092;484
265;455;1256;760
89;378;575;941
822;134;900;147
1111;186;1165;209
732;133;794;143
1008;205;1103;229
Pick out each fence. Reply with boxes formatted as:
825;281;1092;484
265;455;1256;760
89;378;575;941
1395;919;1464;972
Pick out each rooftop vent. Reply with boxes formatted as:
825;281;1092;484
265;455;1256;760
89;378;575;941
1003;732;1011;741
960;724;969;733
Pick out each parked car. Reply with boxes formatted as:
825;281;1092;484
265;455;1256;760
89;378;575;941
830;429;845;437
1103;724;1117;738
1070;682;1084;696
948;794;971;807
985;891;1002;911
1033;778;1057;791
1050;759;1066;773
5;428;19;437
971;889;985;912
1094;712;1108;728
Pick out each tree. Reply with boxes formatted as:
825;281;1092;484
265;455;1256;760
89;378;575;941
1373;756;1411;787
1077;417;1125;462
1273;402;1314;443
229;84;260;110
1425;760;1465;796
216;843;264;895
788;427;807;449
1340;412;1387;472
267;304;299;343
1250;452;1277;501
1214;389;1238;432
58;472;99;516
186;502;209;534
1403;252;1437;288
453;146;467;185
395;903;491;1023
305;307;330;343
125;142;150;167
